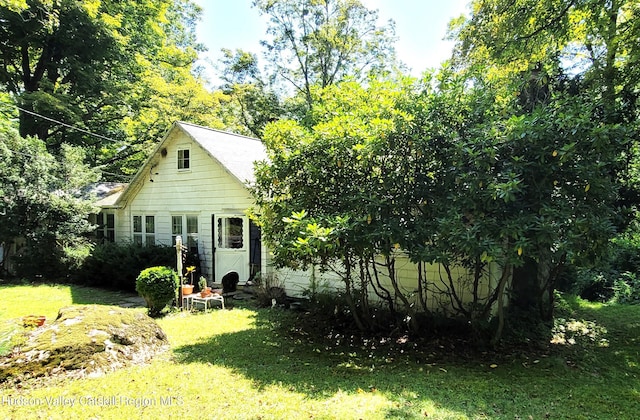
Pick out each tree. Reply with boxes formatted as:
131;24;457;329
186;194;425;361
0;0;26;12
251;0;634;344
217;48;285;138
252;79;424;331
451;0;639;123
253;0;399;110
0;118;99;278
253;65;623;343
449;0;639;322
112;61;230;177
0;0;223;176
411;68;620;341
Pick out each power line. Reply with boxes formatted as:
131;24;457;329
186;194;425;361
2;146;133;181
1;102;137;180
14;105;123;144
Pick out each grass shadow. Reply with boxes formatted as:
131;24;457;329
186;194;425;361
68;284;146;308
555;299;640;375
172;306;640;419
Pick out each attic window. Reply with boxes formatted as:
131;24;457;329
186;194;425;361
177;147;190;170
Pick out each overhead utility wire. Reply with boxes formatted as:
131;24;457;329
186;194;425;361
2;146;133;181
14;105;122;144
2;104;134;180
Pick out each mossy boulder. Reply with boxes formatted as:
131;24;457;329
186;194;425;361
0;305;168;385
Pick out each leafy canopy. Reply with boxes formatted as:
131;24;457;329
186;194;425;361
0;0;229;177
0;119;99;277
253;0;399;109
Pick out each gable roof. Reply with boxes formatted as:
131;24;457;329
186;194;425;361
114;121;267;207
89;183;128;208
177;122;267;185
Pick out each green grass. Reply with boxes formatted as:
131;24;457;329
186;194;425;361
0;283;638;419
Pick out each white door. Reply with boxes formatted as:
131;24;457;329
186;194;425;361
214;215;249;282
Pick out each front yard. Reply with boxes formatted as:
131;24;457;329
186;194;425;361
0;283;638;419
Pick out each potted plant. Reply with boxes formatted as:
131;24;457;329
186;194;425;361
199;276;211;297
181;266;196;296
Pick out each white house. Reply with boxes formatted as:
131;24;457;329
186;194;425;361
98;121;268;285
100;121;501;310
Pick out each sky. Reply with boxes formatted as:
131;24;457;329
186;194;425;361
193;0;470;86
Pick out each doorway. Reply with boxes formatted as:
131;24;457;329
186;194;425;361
213;215;249;282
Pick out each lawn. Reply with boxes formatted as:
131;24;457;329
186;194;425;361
0;283;638;419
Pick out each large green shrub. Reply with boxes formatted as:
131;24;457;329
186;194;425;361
135;266;179;317
560;232;640;303
75;242;175;291
1;127;98;281
612;272;640;304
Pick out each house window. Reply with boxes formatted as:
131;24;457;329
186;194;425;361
177;147;190;170
172;215;198;254
171;216;182;242
217;217;243;249
133;215;155;246
96;211;115;243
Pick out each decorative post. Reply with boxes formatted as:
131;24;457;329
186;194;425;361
176;235;183;307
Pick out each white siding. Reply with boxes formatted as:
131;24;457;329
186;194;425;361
271;251;501;314
117;130;254;281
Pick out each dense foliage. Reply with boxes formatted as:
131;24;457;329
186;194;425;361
0;0;227;176
251;0;640;344
451;0;640;319
74;242;175;292
251;66;625;343
0;118;98;278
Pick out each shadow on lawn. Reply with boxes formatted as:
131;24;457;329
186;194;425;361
172;305;640;419
561;300;640;373
0;281;146;309
68;284;146;308
172;311;456;418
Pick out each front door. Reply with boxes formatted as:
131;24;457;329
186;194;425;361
214;215;249;282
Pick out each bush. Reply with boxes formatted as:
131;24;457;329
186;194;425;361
559;231;640;302
135;266;179;317
13;238;94;281
612;272;640;304
75;242;175;291
252;272;287;308
610;234;640;273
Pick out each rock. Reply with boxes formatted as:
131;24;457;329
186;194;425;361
0;305;168;385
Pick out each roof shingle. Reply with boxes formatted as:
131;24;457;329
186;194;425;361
177;122;267;185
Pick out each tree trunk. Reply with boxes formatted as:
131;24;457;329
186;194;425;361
491;263;513;347
536;248;554;322
342;255;368;331
512;251;557;323
511;258;539;312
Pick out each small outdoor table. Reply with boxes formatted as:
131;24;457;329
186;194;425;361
181;293;198;310
191;294;225;311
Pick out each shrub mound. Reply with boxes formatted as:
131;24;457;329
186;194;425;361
0;305;168;385
135;266;179;317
